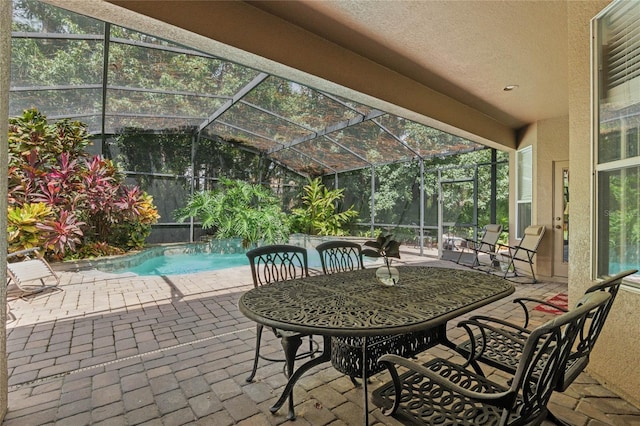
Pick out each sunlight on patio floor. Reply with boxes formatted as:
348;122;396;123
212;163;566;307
5;248;640;425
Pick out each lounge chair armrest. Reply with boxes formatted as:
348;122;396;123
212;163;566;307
502;246;536;258
378;354;515;412
469;241;497;254
7;247;42;259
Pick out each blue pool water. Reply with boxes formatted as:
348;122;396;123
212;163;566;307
114;249;329;276
119;252;251;276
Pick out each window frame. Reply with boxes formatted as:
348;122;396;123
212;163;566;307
516;145;533;239
592;0;640;287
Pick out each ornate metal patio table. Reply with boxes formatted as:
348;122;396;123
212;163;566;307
238;265;514;424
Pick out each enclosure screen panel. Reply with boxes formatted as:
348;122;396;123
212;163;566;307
241;76;359;131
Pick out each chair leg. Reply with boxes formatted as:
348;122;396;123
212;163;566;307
455;248;464;264
308;335;315;359
503;259;516;279
246;324;264;383
527;254;537;283
281;334;303;420
470;250;481;267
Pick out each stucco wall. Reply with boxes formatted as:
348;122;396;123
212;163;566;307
568;0;640;407
0;0;10;420
536;117;569;279
513;117;568;281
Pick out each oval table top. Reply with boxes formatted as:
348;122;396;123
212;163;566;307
238;266;514;337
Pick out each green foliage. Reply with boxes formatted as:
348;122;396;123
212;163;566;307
7;203;54;251
289;178;359;236
362;234;401;261
338;149;509;233
605;172;640;267
174;179;289;248
8;109;160;259
106;188;160;250
72;242;126;259
8;107;89;164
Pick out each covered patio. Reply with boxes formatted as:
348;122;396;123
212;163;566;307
5;253;640;425
3;0;640;422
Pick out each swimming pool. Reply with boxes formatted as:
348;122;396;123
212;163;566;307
113;249;326;276
117;251;252;276
102;237;368;276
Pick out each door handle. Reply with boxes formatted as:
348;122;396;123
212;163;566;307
555;225;562;229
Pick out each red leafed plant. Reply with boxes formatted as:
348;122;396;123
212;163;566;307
8;108;159;260
37;210;85;257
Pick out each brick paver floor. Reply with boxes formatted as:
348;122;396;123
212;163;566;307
5;248;640;425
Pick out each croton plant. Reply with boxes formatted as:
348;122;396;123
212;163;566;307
7;108;159;260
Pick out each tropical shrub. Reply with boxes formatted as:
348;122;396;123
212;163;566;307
289;178;358;236
7;202;56;251
8;108;160;259
174;179;289;248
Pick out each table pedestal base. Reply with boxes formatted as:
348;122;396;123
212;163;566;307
270;335;332;420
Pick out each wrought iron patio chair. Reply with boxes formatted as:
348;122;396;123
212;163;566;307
7;247;62;297
316;240;364;274
455;269;637;392
316;240;365;385
456;224;502;266
372;291;611;426
245;244;317;383
490;224;545;283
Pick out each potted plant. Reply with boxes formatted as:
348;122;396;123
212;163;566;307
362;234;401;285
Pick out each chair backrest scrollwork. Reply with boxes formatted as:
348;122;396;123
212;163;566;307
315;240;364;275
510;291;611;422
246;244;309;287
554;269;637;390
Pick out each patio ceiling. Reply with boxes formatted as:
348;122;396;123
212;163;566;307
10;1;485;177
78;0;570;150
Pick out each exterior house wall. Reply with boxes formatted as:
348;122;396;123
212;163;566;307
568;0;640;407
536;117;569;279
513;117;568;281
0;0;10;420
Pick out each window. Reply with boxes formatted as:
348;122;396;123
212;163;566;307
594;1;640;282
516;146;532;238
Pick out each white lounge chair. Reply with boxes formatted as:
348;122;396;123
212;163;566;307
456;224;503;266
494;225;546;283
7;247;61;297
